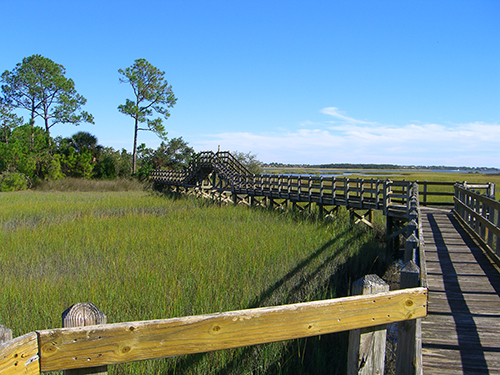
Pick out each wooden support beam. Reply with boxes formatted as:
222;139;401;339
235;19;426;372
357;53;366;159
323;205;340;219
350;209;374;229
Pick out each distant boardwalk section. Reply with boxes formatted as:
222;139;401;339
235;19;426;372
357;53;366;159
150;150;416;221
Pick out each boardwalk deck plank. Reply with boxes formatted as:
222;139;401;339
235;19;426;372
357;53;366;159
421;208;500;375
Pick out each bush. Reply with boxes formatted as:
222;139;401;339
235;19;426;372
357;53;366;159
0;172;29;192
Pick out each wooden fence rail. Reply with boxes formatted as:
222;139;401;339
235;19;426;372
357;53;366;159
0;288;427;374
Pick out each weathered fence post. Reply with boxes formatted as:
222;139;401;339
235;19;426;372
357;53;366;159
496;207;500;257
396;260;422;375
348;274;389;375
62;302;108;375
404;234;419;263
0;325;13;344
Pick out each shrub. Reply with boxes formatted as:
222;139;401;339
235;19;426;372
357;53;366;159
0;172;29;192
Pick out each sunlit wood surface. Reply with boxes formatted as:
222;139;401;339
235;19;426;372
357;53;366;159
421;208;500;374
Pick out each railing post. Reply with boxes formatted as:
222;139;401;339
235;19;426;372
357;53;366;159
348;275;389;375
423;181;428;206
332;176;337;204
496;206;500;257
62;302;108;375
404;234;419;263
383;180;391;215
406;219;418;238
375;180;381;210
308;177;312;213
320;176;324;204
480;194;487;241
345;178;350;204
0;325;13;344
474;195;481;234
453;184;463;218
484;198;493;248
488;182;495;198
396;260;422;375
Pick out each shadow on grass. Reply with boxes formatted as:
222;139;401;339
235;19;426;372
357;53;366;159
131;227;388;375
127;190;388;374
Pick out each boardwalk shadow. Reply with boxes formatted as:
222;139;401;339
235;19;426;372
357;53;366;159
450;215;500;297
425;212;495;373
158;227;385;375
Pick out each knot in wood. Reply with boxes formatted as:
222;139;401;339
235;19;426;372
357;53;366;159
405;299;414;307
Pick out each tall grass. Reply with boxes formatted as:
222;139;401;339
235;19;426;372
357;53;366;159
0;190;386;374
35;177;146;192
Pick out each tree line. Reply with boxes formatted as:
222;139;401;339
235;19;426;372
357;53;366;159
0;54;193;191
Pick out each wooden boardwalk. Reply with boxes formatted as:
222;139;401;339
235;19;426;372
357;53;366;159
421;208;500;374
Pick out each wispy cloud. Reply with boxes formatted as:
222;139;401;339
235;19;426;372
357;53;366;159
191;109;500;167
320;107;374;125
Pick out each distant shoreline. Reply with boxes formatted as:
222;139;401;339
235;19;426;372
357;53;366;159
263;165;499;173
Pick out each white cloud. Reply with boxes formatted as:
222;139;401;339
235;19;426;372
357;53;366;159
191;109;500;167
320;107;374;125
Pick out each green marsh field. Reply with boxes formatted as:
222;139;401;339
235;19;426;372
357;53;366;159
2;171;497;373
0;188;386;374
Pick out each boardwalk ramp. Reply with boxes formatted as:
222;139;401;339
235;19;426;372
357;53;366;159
421;208;500;374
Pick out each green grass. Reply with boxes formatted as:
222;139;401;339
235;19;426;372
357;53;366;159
35;177;146;192
0;190;386;374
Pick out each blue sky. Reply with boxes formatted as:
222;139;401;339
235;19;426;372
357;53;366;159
1;1;499;167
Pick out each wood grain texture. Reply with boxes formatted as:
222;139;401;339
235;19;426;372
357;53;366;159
0;332;39;375
38;288;427;372
421;209;500;374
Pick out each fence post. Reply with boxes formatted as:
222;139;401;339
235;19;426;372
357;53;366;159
62;302;108;375
396;260;422;375
0;325;13;344
496;207;500;257
406;219;418;238
347;274;389;375
404;234;419;263
422;182;427;206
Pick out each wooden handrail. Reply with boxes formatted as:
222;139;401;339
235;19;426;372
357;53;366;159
454;183;500;266
0;288;427;374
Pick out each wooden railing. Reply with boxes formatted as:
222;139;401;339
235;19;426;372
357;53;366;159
454;182;500;266
154;172;415;219
0;287;427;374
416;180;495;206
397;182;427;375
151;151;487;219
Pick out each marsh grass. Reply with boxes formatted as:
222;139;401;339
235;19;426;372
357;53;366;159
35;177;146;192
0;191;386;374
